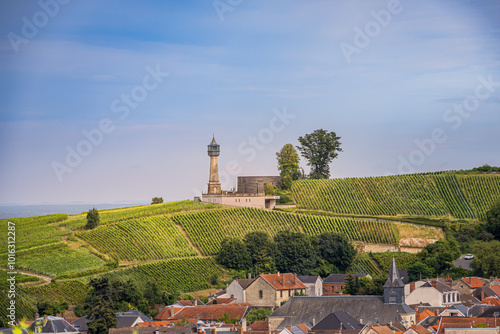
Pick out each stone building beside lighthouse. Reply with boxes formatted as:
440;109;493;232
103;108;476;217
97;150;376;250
201;136;280;209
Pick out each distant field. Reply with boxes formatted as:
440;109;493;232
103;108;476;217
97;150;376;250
291;174;500;220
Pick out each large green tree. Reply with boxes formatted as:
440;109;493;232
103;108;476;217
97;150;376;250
86;277;117;334
244;231;276;274
85;208;100;229
486;201;500;239
276;144;301;189
216;237;251;270
471;240;500;277
274;230;317;274
313;232;356;271
296;129;342;179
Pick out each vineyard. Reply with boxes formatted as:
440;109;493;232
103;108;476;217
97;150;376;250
63;200;220;230
21;280;89;305
291;174;500;220
9;242;106;276
78;216;198;261
348;253;381;276
0;214;69;252
370;252;418;272
103;257;223;293
173;207;397;255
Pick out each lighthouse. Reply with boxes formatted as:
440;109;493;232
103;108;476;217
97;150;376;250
207;136;221;194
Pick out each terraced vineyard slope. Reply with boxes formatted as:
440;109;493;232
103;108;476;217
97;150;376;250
173;207;397;255
291;174;500;220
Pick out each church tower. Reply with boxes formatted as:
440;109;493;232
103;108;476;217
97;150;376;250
384;257;405;304
207;136;221;194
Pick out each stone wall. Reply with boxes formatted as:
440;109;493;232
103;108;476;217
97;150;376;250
237;176;282;194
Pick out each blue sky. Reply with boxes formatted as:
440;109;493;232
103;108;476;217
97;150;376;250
0;0;499;205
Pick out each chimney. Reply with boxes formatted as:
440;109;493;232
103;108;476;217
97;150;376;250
294;273;297;284
481;289;484;301
195;299;198;306
231;294;234;299
242;318;247;332
277;271;280;276
313;318;316;327
171;306;175;317
248;273;251;279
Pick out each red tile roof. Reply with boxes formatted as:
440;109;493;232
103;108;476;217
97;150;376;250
461;277;484;288
404;324;431;334
259;273;306;290
167;305;248;321
369;325;394;334
481;297;500;306
248;321;268;331
206;297;236;305
135;321;177;328
489;285;500;296
416;310;435;322
437;317;498;334
155;307;184;320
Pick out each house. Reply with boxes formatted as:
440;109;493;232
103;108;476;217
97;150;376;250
435;317;499;334
209;289;228;301
227;278;256;304
155;306;185;321
278;324;310;334
323;274;369;294
166;305;249;323
297;276;323;296
109;323;198;334
406;281;461;307
439;304;468;317
206;296;237;305
28;316;79;334
245;273;307;307
453;278;485;295
360;324;395;334
72;310;152;333
402;324;432;334
472;286;499;302
406;278;454;298
268;258;416;331
173;299;205;307
310;311;364;333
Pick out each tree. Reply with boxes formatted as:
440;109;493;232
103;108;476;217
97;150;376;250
86;277;117;334
313;232;356;271
244;231;276;274
216;237;251;270
85;208;100;229
407;262;434;282
343;273;360;294
471;240;500;276
274;230;317;274
296;129;342;179
151;197;164;204
276;144;301;189
244;308;273;324
486;201;500;239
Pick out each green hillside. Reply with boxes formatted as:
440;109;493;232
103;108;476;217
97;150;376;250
173;207;398;255
291;174;500;220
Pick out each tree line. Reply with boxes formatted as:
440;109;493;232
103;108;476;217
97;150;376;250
216;230;356;276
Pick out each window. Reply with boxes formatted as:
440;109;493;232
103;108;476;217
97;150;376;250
259;290;263;299
280;291;283;298
289;290;292;297
443;295;446;303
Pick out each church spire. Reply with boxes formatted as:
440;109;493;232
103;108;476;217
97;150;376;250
384;257;404;288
